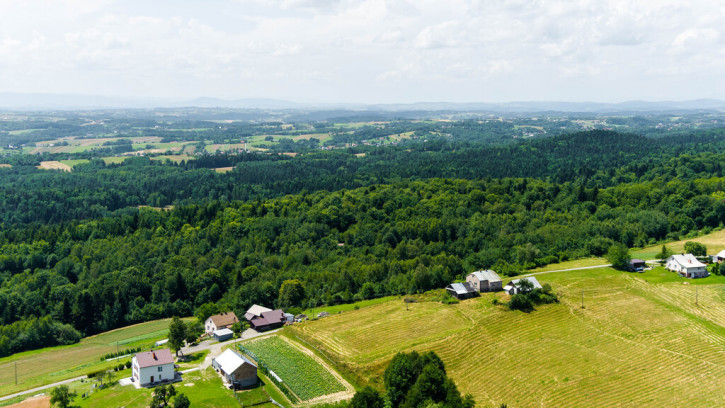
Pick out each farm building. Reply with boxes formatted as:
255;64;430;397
249;309;286;331
212;349;257;389
205;312;239;334
445;282;478;299
503;277;543;295
666;254;708;278
131;349;175;386
629;259;647;271
466;270;503;292
244;304;273;321
213;328;234;342
712;250;725;263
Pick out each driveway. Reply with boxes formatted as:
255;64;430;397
180;328;280;370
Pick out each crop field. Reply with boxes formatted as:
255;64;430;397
0;164;11;168
60;159;90;168
241;336;346;401
37;161;71;171
0;318;185;398
149;155;195;163
101;156;128;164
289;267;725;407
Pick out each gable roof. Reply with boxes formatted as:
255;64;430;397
208;312;239;328
668;254;706;268
469;270;502;282
504;277;543;290
135;349;174;368
215;349;256;374
446;282;477;295
250;309;286;328
715;250;725;258
245;304;273;321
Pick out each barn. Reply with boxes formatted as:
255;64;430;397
212;349;258;388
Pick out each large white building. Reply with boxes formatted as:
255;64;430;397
132;349;175;386
666;254;708;278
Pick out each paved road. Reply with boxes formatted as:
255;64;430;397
0;375;86;402
0;328;278;403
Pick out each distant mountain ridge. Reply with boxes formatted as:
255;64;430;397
0;92;723;113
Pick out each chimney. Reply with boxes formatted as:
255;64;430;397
152;351;157;360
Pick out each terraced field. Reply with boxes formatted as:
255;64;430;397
289;268;725;407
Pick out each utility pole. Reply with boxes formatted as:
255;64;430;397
15;362;17;385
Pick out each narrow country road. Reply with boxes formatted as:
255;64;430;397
0;327;279;403
522;264;612;276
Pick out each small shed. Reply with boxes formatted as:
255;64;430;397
284;313;294;322
213;328;234;342
445;282;477;299
629;259;646;271
212;349;257;388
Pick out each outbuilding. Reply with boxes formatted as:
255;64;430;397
249;309;286;331
445;282;477;299
213;328;234;342
131;349;175;386
503;277;543;295
629;259;647;271
212;349;257;389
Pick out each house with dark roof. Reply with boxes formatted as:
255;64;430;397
466;270;503;292
205;312;239;334
445;282;478;299
249;309;286;331
131;349;175;386
212;349;257;388
244;304;273;321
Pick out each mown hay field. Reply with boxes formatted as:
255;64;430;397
289;267;725;407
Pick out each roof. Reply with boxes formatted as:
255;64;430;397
208;312;239;328
215;349;256;374
250;309;286;327
715;250;725;258
629;259;646;264
135;349;174;368
505;277;543;290
446;282;476;295
245;304;273;320
469;270;502;282
669;254;706;268
213;328;234;336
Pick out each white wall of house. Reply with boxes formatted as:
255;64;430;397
132;357;175;385
205;318;217;333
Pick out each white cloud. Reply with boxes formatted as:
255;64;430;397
0;0;722;102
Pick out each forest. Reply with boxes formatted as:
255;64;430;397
1;129;725;355
2;118;725;356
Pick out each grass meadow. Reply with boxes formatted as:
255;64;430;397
0;318;187;397
289;266;725;407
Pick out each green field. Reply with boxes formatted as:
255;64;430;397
632;227;725;259
71;367;239;408
101;156;129;164
60;159;90;168
0;318;188;397
241;336;345;401
289;267;725;407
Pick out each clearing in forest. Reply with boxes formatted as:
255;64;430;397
37;161;71;172
289;267;725;408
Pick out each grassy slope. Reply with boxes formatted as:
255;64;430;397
632;228;725;259
289;267;725;407
0;318;190;397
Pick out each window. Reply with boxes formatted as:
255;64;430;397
158;366;162;372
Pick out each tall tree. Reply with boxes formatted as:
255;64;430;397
50;385;77;408
168;316;187;356
278;279;306;308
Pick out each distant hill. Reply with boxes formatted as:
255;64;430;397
0;92;723;113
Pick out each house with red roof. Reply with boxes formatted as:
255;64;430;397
131;349;175;386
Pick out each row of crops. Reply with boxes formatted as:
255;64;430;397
240;336;345;401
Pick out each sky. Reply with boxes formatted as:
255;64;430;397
0;0;724;104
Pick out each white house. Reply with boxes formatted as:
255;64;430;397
666;254;708;278
466;270;503;292
205;312;239;334
132;349;175;386
503;277;543;295
712;250;725;263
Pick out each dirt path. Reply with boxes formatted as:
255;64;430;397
4;395;49;408
278;337;355;407
0;376;85;402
